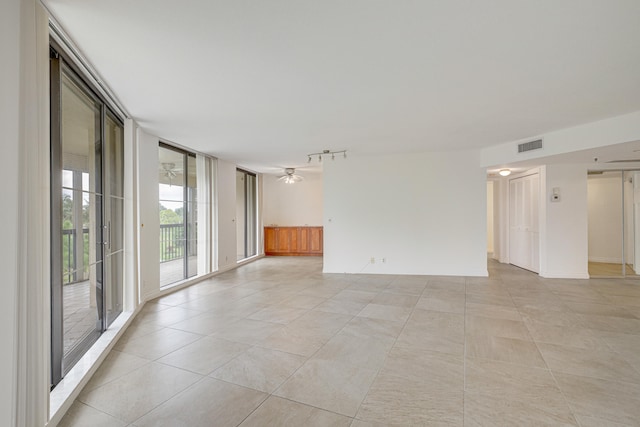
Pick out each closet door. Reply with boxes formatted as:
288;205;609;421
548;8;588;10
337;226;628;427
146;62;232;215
509;173;540;273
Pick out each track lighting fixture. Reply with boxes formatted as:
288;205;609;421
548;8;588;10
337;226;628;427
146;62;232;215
306;149;348;163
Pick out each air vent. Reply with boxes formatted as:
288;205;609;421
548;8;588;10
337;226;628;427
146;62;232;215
518;139;543;153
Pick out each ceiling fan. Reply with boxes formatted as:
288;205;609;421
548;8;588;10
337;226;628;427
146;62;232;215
277;168;304;184
160;162;179;185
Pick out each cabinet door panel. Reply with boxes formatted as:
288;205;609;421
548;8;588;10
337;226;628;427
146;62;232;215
298;228;309;252
289;228;299;252
310;228;323;253
264;227;277;253
276;228;290;252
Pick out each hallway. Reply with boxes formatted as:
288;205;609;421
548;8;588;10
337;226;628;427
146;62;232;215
59;257;640;426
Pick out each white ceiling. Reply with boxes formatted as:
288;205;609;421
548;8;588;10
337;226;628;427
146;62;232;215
44;0;640;174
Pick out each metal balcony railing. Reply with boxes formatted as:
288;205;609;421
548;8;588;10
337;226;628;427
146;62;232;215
62;228;89;285
160;223;185;263
62;224;193;284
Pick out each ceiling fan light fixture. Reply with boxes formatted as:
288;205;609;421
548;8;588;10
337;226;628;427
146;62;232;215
499;169;511;177
277;167;303;184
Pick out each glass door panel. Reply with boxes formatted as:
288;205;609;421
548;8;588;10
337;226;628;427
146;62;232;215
57;64;103;375
159;146;186;286
236;170;246;261
51;49;126;386
246;173;257;258
187;154;198;278
104;113;124;325
236;169;257;261
623;170;638;277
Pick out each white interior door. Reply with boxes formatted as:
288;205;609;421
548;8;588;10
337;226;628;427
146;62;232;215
509;173;540;273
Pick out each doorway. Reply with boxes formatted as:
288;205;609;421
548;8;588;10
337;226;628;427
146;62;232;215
50;45;124;386
587;170;639;277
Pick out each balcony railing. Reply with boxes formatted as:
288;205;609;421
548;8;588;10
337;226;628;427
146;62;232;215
62;228;89;285
62;224;192;283
160;223;185;263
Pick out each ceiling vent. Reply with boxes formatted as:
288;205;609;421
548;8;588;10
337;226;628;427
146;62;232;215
517;139;543;153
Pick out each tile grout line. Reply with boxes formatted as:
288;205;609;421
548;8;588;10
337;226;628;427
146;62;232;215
505;278;583;427
340;276;423;424
462;276;468;427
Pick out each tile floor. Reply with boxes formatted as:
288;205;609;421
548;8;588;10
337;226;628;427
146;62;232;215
58;257;640;426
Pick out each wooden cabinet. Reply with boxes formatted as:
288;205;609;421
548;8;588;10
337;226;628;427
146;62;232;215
264;226;323;256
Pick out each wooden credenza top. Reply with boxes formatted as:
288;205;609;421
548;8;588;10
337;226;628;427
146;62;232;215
264;226;323;256
264;225;323;228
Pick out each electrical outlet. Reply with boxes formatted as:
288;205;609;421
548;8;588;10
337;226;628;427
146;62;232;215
370;257;375;264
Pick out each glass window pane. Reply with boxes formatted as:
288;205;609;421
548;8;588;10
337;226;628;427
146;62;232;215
159;147;185;201
105;114;124;198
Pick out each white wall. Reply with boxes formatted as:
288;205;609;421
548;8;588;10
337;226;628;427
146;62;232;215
137;129;161;298
263;172;323;226
540;164;589;278
0;1;21;424
491;178;508;263
588;173;623;263
2;1;50;425
486;181;494;254
323;151;487;276
217;159;239;271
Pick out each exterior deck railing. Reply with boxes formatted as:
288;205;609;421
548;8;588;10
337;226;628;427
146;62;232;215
160;223;185;263
62;224;192;284
62;228;89;285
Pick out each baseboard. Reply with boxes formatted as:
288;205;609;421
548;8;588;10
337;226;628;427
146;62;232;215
539;270;590;279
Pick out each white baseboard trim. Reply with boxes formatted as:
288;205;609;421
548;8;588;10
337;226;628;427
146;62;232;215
539;271;590;279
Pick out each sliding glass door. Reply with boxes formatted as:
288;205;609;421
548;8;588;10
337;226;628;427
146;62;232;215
236;169;257;261
50;46;124;386
159;144;198;287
